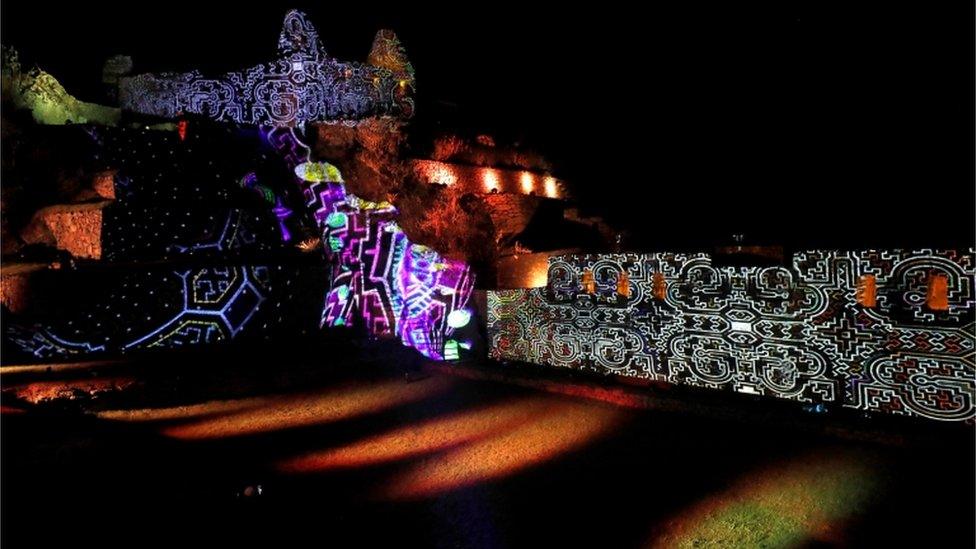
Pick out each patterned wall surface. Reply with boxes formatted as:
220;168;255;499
265;127;475;360
119;10;414;126
6;264;322;360
488;250;976;422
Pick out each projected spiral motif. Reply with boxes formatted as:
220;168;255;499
489;250;976;422
119;10;414;126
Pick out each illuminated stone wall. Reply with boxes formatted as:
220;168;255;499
496;249;578;289
264;127;475;360
119;10;414;126
411;159;567;199
488;250;976;422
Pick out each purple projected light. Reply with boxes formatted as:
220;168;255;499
265;127;474;359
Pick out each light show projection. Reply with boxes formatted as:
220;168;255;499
91;125;302;260
488;250;976;422
6;265;312;359
6;123;321;359
265;127;474;360
119;10;415;126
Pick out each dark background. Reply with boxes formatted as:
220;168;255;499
3;1;973;250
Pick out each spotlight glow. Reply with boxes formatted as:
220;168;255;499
380;398;625;499
160;377;454;440
520;172;534;194
447;309;472;329
483;170;500;192
543;176;558;198
277;398;548;473
430;165;457;186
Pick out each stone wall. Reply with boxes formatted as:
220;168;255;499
496;248;579;289
411;159;567;199
21;203;104;260
482;193;541;242
488;249;976;423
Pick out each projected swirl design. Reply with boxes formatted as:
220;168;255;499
488;250;976;422
119;10;415;126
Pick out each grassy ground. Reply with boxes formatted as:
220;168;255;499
2;350;972;548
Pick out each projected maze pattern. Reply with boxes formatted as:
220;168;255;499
119;10;415;126
264;128;474;359
9;266;278;358
488;250;976;422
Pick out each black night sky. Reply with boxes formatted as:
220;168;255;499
3;2;973;250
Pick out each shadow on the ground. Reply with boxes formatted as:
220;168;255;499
2;351;973;548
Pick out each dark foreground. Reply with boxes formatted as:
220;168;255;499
2;346;973;548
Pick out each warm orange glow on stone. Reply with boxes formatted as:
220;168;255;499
927;273;949;311
9;377;136;404
277;397;550;473
652;272;667;300
856;275;877;308
161;377;454;440
543;176;558;198
430;164;457;186
581;269;596;294
483;170;500;192
379;398;625;499
529;262;549;288
520;172;534;194
617;271;631;298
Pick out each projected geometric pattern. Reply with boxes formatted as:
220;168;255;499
8;266;273;359
488;250;976;422
104;207;283;260
119;10;415;126
264;127;474;359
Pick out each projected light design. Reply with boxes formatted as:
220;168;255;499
240;172;294;242
7;125;315;359
8;266;274;358
488;250;976;422
266;127;475;360
119;10;415;126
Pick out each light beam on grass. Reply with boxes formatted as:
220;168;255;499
646;448;881;548
277;397;550;473
379;398;626;500
161;376;455;440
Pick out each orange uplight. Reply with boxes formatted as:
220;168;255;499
98;395;275;423
161;376;454;440
543;176;558;198
483;170;500;192
652;272;667;300
430;164;457;186
278;397;549;473
10;377;135;405
856;275;877;308
520;172;534;194
927;273;949;311
617;271;631;298
529;262;549;288
379;397;625;500
581;269;596;294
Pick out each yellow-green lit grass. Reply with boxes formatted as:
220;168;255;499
651;448;881;548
